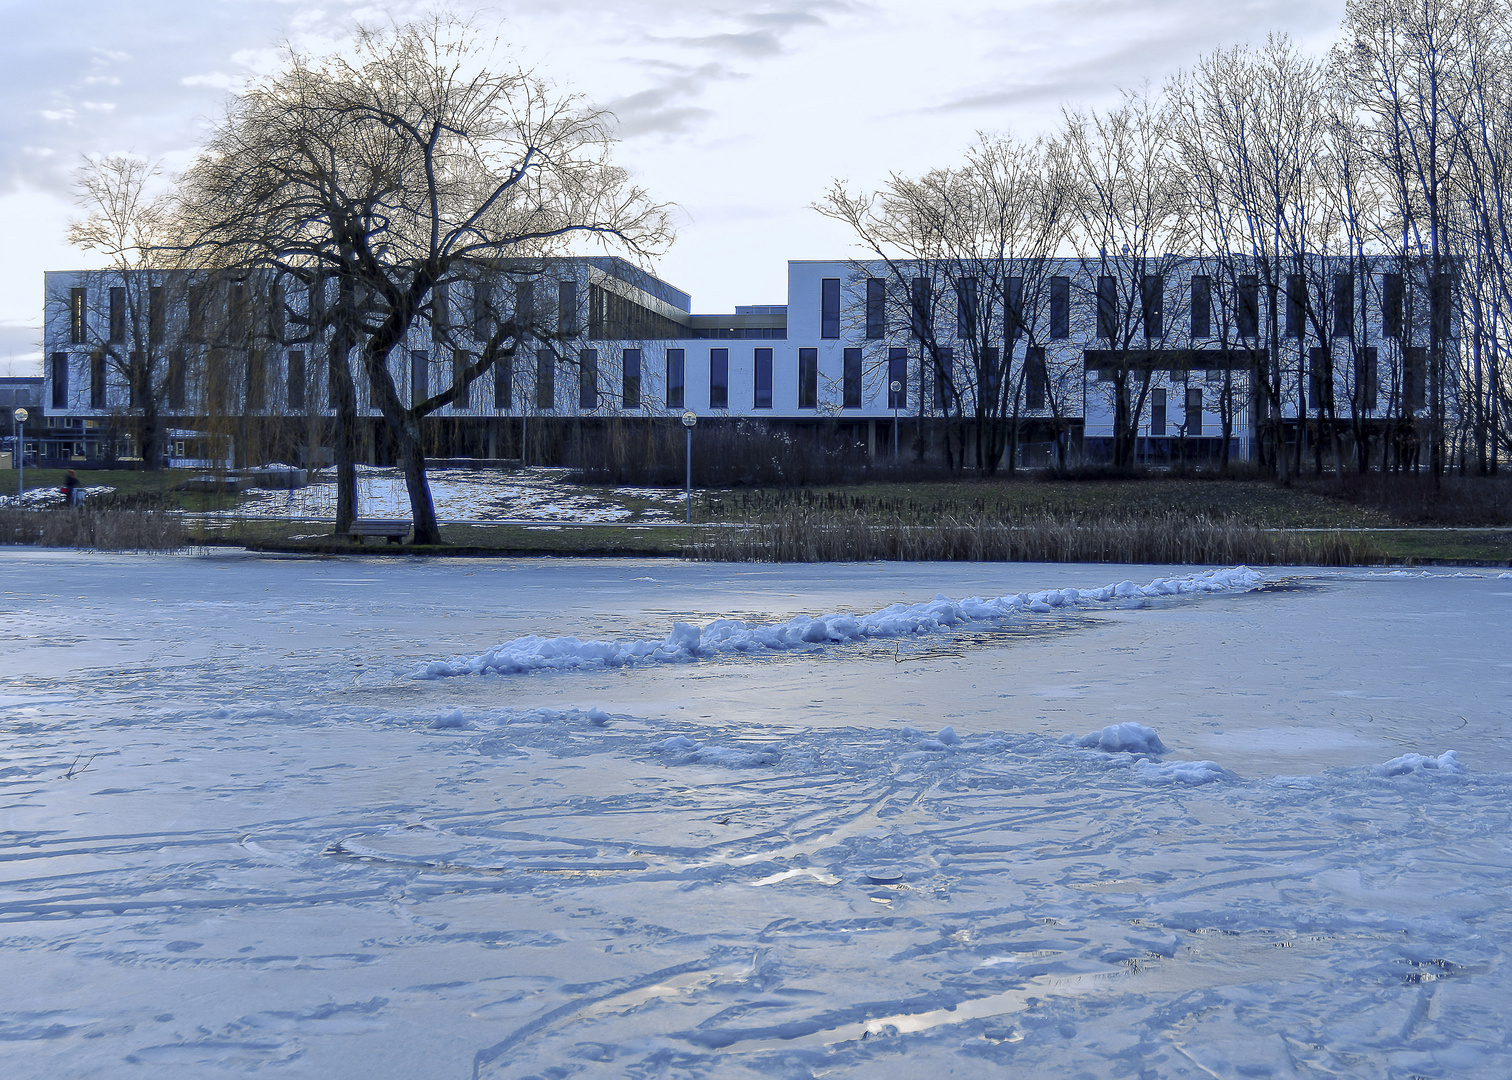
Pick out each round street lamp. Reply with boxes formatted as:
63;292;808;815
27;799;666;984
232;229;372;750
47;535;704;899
13;407;27;506
889;381;901;459
681;411;697;524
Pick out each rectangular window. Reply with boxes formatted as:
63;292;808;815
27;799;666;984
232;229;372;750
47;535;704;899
1333;273;1354;337
1309;347;1331;410
911;277;931;339
956;277;979;340
622;348;642;409
1237;274;1259;338
820;278;841;339
1097;276;1117;340
1382;273;1404;338
431;282;449;343
169;351;186;411
494;353;512;410
246;350;265;411
1050;276;1070;339
410;350;428;406
70;288;87;344
1026;346;1047;410
289;350;306;412
452;350;470;408
559;280;578;337
666;348;685;409
1286;274;1305;338
1404;346;1426;410
515;281;534;337
709;348;729;408
865;278;885;339
90;351;106;409
1431;274;1452;339
188;285;207;343
51;352;69;408
1151;386;1167;435
473;280;493;338
842;348;863;408
931;347;955;410
269;278;285;341
579;348;598;409
753;348;773;409
304;281;322;341
1005;276;1024;340
149;286;165;347
129;351;144;409
229;282;247;341
1185;386;1203;436
1191;275;1211;338
109;287;125;344
1141;275;1162;338
535;349;555;409
1357;346;1378;411
983;346;1001;407
887;348;907;408
798;348;818;409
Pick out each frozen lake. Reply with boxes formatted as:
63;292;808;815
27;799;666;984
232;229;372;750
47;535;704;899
2;551;1510;1078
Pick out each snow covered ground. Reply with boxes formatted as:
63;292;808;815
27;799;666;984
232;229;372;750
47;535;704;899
2;553;1510;1079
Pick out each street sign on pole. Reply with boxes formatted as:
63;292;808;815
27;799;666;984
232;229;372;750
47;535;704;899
681;411;697;524
13;407;27;505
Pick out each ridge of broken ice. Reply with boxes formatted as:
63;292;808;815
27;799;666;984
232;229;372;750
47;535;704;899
414;566;1264;679
1374;749;1464;777
1069;721;1169;755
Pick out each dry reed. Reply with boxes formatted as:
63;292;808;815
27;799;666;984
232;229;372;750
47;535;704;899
0;508;188;551
689;510;1382;566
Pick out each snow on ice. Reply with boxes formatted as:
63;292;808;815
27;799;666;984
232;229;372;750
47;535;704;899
2;553;1511;1079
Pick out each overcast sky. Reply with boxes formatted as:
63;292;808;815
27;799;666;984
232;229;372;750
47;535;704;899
0;0;1347;375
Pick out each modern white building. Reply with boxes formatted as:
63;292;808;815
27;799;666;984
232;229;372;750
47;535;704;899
40;254;1448;471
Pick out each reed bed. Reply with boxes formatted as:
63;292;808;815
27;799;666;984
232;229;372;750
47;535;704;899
0;508;188;551
689;509;1383;566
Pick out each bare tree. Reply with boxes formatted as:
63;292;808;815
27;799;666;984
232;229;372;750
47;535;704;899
172;15;672;541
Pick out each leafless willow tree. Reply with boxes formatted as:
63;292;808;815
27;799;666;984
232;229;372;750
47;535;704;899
816;132;1072;474
171;15;672;541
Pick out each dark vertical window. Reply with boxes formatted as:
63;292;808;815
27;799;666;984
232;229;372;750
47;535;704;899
1382;273;1404;338
820;278;841;339
1431;274;1452;338
51;352;68;408
452;350;470;408
842;348;863;408
88;351;105;409
932;347;955;410
1050;277;1070;339
753;348;773;409
1026;347;1047;410
494;353;512;410
1185;386;1203;436
269;278;285;341
983;346;1001;407
798;348;817;408
1141;275;1163;338
109;287;125;344
229;282;247;341
1286;274;1305;338
559;280;578;337
304;281;322;342
579;348;598;409
129;351;144;409
709;348;729;408
956;277;979;340
911;277;931;339
289;350;306;412
410;350;428;406
246;350;265;411
1404;347;1426;410
1190;275;1211;338
1237;274;1259;338
1333;273;1354;337
1097;276;1117;340
666;348;685;408
535;349;555;409
865;278;885;339
1005;276;1024;340
1309;347;1330;410
515;281;534;337
431;282;449;344
1357;347;1378;411
1151;386;1167;435
149;286;165;348
168;351;186;411
69;287;87;344
473;280;493;338
622;348;642;409
887;348;907;408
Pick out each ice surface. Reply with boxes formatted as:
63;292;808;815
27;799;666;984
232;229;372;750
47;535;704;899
2;552;1511;1078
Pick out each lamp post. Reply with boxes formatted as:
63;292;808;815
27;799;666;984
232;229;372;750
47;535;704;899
681;410;697;524
13;407;26;506
889;381;901;459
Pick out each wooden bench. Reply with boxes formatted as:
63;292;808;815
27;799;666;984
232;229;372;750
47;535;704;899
349;518;412;544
